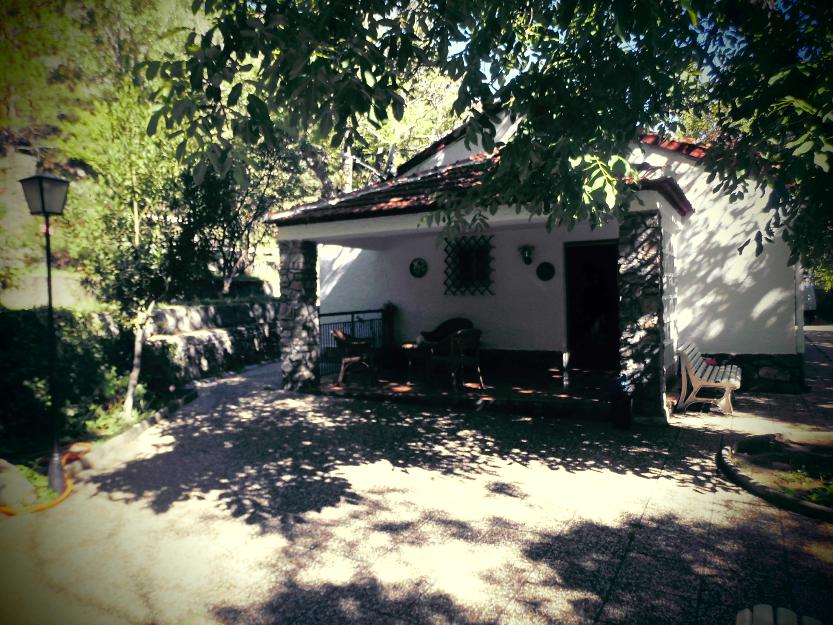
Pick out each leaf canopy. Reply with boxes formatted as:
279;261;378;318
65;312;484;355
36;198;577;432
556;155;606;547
151;0;833;267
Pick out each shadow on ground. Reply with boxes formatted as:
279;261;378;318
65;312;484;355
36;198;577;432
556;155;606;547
210;513;831;625
82;368;833;625
88;375;736;529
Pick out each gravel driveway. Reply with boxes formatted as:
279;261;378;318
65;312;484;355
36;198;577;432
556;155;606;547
2;346;832;625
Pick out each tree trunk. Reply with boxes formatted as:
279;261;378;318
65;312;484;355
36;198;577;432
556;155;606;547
122;322;144;421
342;148;353;193
299;143;336;198
130;169;140;247
122;302;155;421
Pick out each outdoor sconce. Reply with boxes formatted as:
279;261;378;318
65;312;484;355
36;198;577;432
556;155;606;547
519;244;534;265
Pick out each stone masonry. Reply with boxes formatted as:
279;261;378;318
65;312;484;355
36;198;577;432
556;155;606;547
278;240;320;391
618;211;667;424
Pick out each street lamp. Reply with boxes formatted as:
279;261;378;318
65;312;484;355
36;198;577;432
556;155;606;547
19;171;70;494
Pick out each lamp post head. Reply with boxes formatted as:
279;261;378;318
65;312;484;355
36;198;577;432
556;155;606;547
19;172;70;216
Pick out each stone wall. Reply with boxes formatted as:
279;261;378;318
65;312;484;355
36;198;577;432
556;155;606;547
618;211;668;424
143;301;279;387
278;240;320;391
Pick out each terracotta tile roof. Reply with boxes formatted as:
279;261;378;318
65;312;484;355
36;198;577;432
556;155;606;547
265;155;491;226
267;153;695;228
640;133;708;160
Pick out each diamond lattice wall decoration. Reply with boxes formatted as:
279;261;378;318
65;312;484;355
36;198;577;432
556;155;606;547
443;235;494;295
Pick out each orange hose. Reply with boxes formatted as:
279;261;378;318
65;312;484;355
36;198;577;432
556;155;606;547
0;442;92;516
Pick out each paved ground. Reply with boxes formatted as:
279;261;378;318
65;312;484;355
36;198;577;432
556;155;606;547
1;330;832;625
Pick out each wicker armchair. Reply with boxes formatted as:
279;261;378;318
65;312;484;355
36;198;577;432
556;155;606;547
429;328;485;389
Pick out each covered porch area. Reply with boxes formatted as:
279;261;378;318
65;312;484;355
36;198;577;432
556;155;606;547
267;158;682;424
320;352;616;420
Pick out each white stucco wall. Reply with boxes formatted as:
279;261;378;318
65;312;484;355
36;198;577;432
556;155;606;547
318;221;618;351
401;112;520;176
631;145;799;355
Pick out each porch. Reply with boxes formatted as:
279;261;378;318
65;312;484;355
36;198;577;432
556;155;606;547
319;358;615;420
316;306;615;418
274;210;669;423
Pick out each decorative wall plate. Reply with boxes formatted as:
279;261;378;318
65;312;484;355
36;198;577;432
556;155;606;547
409;257;428;278
536;261;555;281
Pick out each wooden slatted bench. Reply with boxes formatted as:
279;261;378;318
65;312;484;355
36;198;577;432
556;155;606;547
676;342;741;415
736;604;822;625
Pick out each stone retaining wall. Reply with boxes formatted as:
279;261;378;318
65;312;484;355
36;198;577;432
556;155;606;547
149;301;277;335
144;301;279;385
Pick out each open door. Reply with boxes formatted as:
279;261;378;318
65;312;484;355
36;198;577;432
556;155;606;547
565;241;620;371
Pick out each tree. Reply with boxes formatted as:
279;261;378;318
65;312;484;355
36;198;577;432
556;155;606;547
1;0;198;142
2;0;207;420
58;80;184;420
171;139;316;296
346;69;464;188
151;0;832;269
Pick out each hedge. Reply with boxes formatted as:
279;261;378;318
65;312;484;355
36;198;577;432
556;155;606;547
0;309;128;443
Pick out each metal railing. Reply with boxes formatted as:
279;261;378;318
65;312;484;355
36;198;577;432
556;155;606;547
319;308;385;376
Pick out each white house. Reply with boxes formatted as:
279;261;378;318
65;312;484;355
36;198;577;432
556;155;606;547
266;123;804;423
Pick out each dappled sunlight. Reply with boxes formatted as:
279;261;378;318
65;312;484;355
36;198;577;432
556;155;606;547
318;244;366;303
86;363;740;535
751;287;792;322
634;148;799;357
5;356;833;625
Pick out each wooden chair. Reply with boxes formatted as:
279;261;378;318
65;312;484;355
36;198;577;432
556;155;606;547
430;328;485;390
677;342;741;415
332;329;374;385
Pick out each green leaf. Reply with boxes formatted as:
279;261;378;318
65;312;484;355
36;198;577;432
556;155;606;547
146;111;161;136
785;131;810;149
391;97;404;121
768;69;791;85
193;159;208;186
227;83;243;107
605;186;616;209
792;140;814;156
145;61;160;81
175;139;187;160
613;20;626;43
319;112;333;137
814;152;830;172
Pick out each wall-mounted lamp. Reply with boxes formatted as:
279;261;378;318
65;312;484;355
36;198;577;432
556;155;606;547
518;244;534;265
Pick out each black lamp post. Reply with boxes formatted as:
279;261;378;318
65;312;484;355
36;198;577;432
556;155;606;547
19;171;70;494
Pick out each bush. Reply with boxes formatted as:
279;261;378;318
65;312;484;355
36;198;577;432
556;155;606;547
0;308;137;454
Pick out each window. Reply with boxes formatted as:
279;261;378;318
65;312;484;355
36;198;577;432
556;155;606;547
443;235;494;295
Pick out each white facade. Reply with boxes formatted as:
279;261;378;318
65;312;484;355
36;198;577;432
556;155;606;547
278;137;801;361
628;146;800;357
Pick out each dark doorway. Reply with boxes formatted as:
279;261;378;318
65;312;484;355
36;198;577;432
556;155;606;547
565;241;620;370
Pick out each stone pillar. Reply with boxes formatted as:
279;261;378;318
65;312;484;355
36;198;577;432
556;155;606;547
618;211;667;424
278;240;320;391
